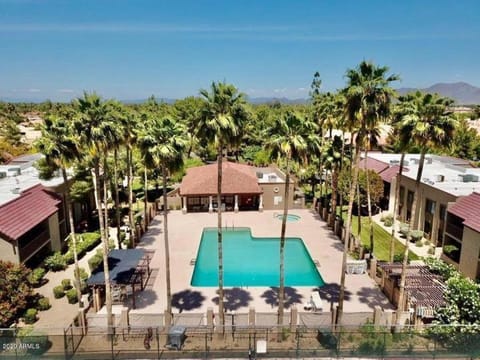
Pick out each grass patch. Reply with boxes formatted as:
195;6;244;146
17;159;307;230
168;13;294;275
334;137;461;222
345;213;419;262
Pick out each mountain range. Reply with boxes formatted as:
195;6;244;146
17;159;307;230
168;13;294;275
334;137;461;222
2;82;480;105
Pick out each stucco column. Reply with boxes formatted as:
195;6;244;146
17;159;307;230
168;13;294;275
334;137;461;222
182;197;187;214
209;196;213;213
234;195;239;213
259;194;264;212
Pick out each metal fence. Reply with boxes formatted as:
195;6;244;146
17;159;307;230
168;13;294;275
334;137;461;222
2;324;480;359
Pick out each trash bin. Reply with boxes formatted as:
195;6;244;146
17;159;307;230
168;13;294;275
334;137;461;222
167;326;186;350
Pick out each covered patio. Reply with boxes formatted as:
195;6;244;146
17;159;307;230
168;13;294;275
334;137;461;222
87;249;153;310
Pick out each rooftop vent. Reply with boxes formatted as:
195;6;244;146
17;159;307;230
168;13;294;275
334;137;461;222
426;157;433;164
256;171;263;179
458;174;479;183
410;158;419;165
434;174;445;182
389;160;400;166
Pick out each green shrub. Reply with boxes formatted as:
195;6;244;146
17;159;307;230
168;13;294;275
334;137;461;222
80;281;88;294
399;223;410;237
383;218;393;227
53;285;65;299
23;308;38;324
61;279;72;290
63;251;75;264
44;252;67;271
410;230;424;242
380;213;393;222
427;246;436;255
82;232;101;251
36;297;51;311
88;250;103;272
78;267;89;282
65;289;78;304
415;239;423;247
27;267;46;287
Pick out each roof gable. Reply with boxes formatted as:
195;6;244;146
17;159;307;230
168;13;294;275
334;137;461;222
180;161;262;196
448;192;480;233
0;184;61;241
358;157;390;174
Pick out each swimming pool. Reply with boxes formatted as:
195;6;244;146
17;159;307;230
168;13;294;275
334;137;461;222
275;213;301;222
190;227;324;287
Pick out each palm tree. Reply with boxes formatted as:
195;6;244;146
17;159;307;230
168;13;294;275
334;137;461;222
73;92;116;332
400;92;456;230
138;114;187;320
396;92;456;319
35;115;84;326
198;81;248;330
337;61;398;325
266;111;320;337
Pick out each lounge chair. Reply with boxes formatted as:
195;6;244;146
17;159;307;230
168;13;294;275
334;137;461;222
310;291;323;312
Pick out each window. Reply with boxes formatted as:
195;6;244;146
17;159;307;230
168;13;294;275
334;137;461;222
424;199;436;240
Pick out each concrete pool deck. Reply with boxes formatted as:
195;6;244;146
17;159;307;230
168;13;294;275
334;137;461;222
133;209;393;316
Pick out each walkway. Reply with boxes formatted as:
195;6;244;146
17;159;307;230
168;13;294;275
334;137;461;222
372;212;443;259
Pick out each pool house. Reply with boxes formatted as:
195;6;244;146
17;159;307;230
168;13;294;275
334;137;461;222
178;161;296;213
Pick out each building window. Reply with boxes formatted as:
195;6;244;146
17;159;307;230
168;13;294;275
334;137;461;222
406;190;414;222
443;234;462;263
398;186;405;218
423;199;436;239
437;204;447;246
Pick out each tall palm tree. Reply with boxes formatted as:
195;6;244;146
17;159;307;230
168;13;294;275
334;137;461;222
35;115;84;325
396;92;456;318
138;114;187;320
73;92;116;332
337;61;398;325
399;92;456;230
198;81;249;330
266;112;320;336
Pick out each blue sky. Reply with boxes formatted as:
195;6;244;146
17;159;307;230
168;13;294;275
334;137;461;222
0;0;479;101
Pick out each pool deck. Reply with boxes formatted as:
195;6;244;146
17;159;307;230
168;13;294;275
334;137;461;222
134;209;393;316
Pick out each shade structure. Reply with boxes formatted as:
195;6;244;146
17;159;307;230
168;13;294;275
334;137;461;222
87;249;146;286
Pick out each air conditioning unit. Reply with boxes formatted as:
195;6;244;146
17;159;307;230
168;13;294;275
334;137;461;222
434;174;445;182
426;157;433;164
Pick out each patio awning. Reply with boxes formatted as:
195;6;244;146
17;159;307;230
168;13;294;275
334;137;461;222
87;249;145;286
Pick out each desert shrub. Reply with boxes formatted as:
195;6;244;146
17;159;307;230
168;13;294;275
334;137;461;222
78;267;89;282
380;213;393;223
53;285;65;299
65;289;78;304
61;279;72;290
88;250;103;272
80;281;88;294
23;308;38;324
384;218;393;227
399;223;410;237
410;230;424;242
36;297;51;311
415;239;423;247
428;246;436;255
27;268;46;287
44;252;67;271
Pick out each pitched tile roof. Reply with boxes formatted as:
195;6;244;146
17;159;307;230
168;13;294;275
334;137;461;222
448;192;480;233
0;184;61;241
358;157;389;173
180;161;262;196
379;165;409;183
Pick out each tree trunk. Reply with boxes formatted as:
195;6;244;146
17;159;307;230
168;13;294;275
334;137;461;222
329;164;338;228
389;152;405;263
93;162;113;331
277;156;290;340
217;149;225;331
127;147;135;245
113;148;122;249
364;147;374;256
144;163;148;229
62;168;84;328
103;154;110;246
318;161;324;214
337;143;361;326
356;181;361;247
411;152;426;230
162;163;172;320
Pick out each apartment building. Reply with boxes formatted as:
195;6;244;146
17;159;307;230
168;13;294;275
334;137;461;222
363;153;480;280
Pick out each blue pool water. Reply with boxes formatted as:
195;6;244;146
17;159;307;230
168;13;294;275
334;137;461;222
275;214;301;222
190;227;324;287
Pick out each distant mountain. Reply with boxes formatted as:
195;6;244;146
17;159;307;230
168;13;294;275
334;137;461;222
247;97;308;105
397;82;480;105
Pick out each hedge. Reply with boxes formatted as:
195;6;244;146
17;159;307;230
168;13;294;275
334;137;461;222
23;308;38;324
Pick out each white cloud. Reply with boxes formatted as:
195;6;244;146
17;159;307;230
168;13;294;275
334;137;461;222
273;88;287;93
58;89;74;93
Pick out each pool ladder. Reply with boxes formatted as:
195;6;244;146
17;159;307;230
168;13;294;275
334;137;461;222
224;220;235;230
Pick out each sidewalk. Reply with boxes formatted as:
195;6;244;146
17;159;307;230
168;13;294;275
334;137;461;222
372;212;442;259
34;228;119;333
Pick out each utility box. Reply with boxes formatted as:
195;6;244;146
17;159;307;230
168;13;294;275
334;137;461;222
167;326;186;350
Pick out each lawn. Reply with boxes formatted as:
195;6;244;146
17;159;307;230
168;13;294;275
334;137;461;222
347;214;419;262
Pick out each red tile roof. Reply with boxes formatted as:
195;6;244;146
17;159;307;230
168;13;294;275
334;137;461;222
358;157;389;173
180;161;262;196
0;184;62;241
379;165;409;183
448;192;480;233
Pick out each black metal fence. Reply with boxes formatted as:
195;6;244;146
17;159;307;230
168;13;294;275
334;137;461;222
2;324;480;359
